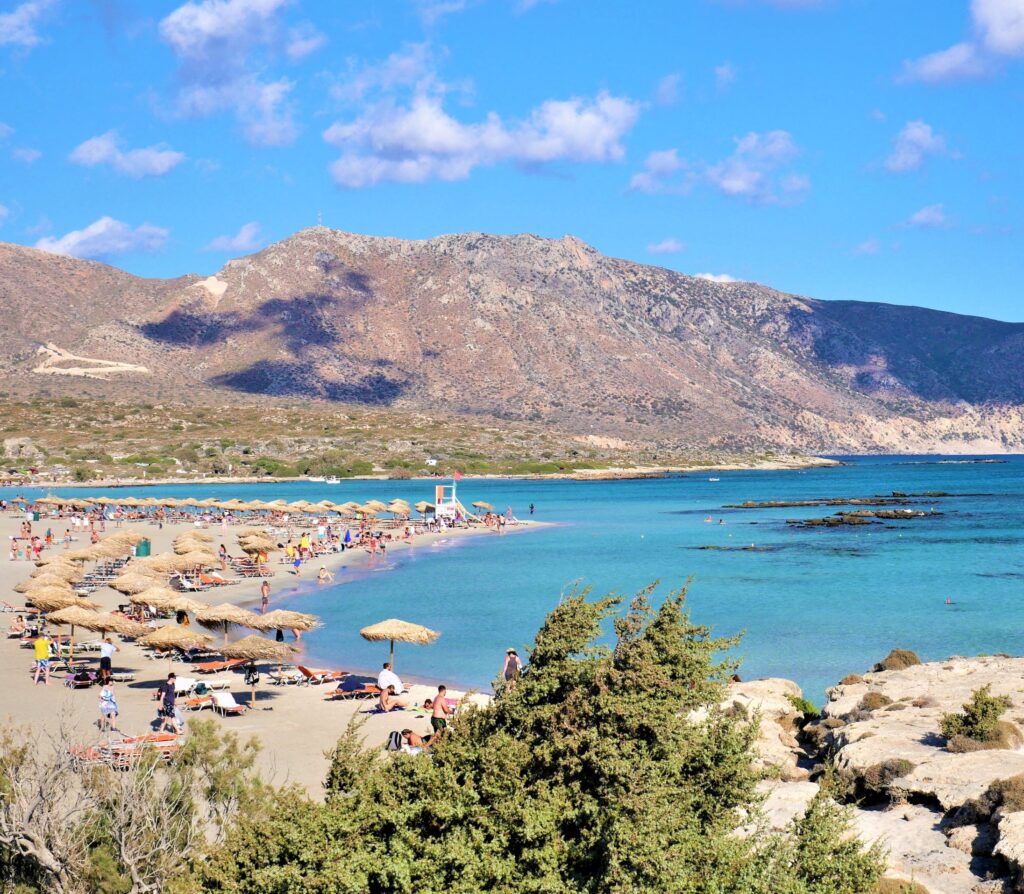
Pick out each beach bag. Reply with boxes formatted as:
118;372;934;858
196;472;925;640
194;682;209;696
244;666;260;686
385;731;403;751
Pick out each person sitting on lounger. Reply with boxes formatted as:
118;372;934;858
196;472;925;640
377;662;404;693
378;684;408;712
9;615;25;636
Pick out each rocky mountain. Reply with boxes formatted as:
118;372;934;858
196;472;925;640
2;227;1023;453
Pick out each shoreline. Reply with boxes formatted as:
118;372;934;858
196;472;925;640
3;455;841;490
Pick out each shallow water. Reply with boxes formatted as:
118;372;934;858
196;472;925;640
6;455;1024;701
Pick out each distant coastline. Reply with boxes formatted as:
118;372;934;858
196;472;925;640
2;455;841;490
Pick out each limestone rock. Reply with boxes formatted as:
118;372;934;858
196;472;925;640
2;437;42;460
824;656;1024;810
724;677;809;781
994;811;1024;883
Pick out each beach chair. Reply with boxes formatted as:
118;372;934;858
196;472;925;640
268;666;303;685
194;658;244;674
107;734;180;769
110;671;135;683
182;694;213;712
199;678;232;691
63;671;96;689
326;682;380;701
297;665;348;685
173;676;198;695
211;692;247;716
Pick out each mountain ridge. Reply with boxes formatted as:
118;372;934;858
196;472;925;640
2;227;1023;453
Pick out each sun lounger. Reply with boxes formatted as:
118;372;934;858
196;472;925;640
268;666;303;685
182;694;213;712
194;658;245;674
63;671;96;689
107;734;181;768
173;676;198;695
297;665;348;685
211;692;247;716
198;678;232;691
110;671;135;683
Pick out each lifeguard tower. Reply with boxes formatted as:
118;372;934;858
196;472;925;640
433;480;478;523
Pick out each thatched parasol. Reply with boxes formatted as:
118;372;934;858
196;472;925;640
175;549;219;567
176;530;214;544
31;562;84;583
219;499;248;511
236;526;266;537
27;593;100;612
36;553;84;567
260;609;321;632
472;501;494;510
108;530;148;546
198;498;221;508
111;572;163;595
15;575;73;593
138;625;214;653
359;618;440;667
364;500;388;512
49;606;148;647
196;603;269;644
221;635;298;707
130;587;207;615
415;501;435;515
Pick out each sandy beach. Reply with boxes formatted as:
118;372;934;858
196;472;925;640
0;509;527;794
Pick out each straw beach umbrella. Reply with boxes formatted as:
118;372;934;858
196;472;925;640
359;618;440;668
472;501;494;511
260;609;321;634
221;635;298;707
111;572;162;595
196;603;268;645
27;593;100;613
15;575;73;593
138;626;214;663
31;561;84;583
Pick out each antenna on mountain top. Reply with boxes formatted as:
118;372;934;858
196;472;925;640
317;210;323;227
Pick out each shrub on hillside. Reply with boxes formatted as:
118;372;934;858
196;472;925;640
858;692;894;712
940;685;1012;749
841;674;865;685
873;649;921;672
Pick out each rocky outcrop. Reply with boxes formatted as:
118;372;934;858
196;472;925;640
724;677;809;782
746;656;1024;893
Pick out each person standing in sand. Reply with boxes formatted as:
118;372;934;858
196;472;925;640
260;580;271;614
33;631;52;685
431;685;453;734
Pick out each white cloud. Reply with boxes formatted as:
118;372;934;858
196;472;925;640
694;272;738;283
324;90;640;187
204;220;263;252
973;0;1024;55
655;72;681;105
159;0;302;146
628;148;690;194
331;42;438;105
714;62;738;89
898;42;990;83
0;122;12;139
35;216;169;260
285;22;325;60
0;204;9;225
907;203;950;228
706;130;808;203
884;120;951;173
69;131;186;178
647;237;685;255
0;0;57;49
854;238;881;255
13;146;39;162
900;0;1024;84
414;0;468;25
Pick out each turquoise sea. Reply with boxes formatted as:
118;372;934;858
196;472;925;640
5;456;1024;700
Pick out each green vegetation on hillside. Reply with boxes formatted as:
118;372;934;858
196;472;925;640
0;398;794;481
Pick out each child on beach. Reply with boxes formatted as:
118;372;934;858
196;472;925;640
98;680;118;732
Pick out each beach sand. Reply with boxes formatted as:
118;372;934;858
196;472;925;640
0;511;524;795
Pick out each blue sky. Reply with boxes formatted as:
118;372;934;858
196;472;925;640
0;0;1021;320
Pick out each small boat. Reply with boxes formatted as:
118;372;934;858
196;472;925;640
324;476;341;484
708;477;720;482
308;476;326;482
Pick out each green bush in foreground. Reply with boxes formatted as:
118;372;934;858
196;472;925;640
194;583;884;894
940;684;1012;748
